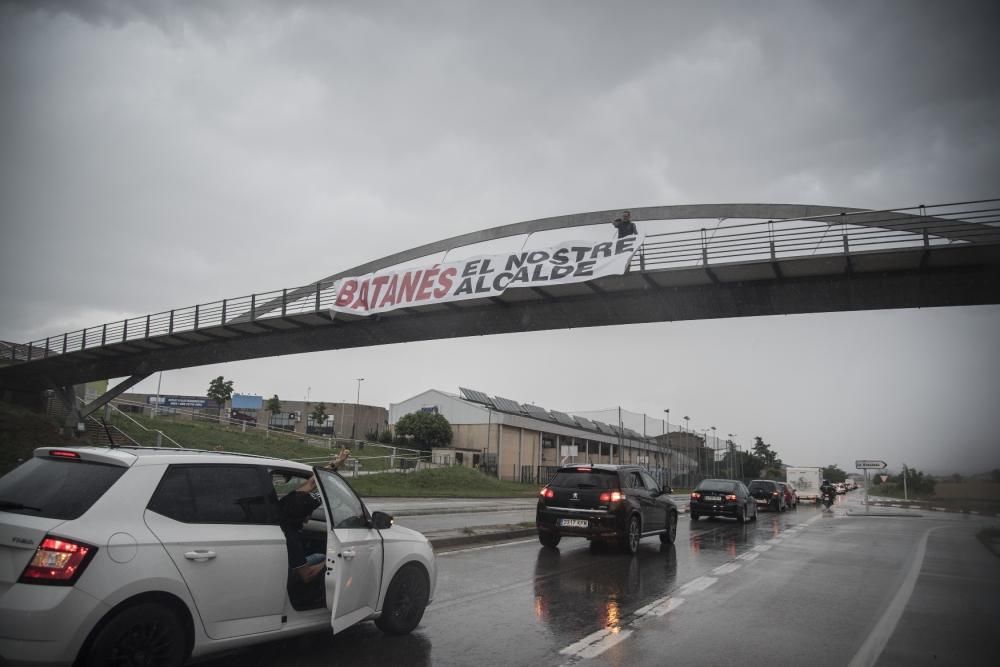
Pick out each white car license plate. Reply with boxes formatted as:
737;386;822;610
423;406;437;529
705;495;722;501
755;499;767;505
559;518;589;528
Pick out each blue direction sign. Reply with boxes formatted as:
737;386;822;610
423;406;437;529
855;460;887;469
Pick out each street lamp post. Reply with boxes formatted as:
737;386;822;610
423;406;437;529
710;426;717;476
663;409;670;486
351;378;364;440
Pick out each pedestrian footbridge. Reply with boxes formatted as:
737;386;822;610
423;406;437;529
2;200;998;406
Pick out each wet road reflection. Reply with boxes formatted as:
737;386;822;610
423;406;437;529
194;506;822;666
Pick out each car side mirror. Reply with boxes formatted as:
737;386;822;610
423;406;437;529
371;511;394;530
663;486;673;495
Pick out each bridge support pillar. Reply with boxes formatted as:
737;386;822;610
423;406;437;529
51;374;151;438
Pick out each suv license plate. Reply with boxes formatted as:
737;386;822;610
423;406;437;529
560;518;589;528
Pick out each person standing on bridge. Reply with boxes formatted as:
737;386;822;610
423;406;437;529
611;210;637;238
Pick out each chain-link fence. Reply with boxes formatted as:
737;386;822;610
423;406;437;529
569;407;748;489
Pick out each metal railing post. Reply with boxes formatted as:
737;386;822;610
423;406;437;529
101;324;107;346
194;304;199;330
250;294;256;321
44;337;50;358
842;234;850;254
122;320;128;342
701;228;709;265
315;282;322;311
169;311;174;334
768;221;776;259
145;315;150;338
82;328;87;350
221;299;227;324
62;333;68;354
282;289;287;317
26;343;31;362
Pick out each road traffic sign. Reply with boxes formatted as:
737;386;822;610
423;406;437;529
855;460;887;469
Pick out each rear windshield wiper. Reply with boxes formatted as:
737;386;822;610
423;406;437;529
0;500;42;511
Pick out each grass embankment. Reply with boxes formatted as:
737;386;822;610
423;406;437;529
873;479;1000;513
349;466;540;498
0;402;539;498
0;402;75;474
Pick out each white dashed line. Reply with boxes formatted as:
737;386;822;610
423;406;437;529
678;576;718;595
435;538;536;556
712;563;742;576
752;544;772;552
737;551;760;561
559;627;633;659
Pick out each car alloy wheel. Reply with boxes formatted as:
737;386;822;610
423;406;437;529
621;515;641;554
660;512;677;544
88;602;186;667
375;564;430;635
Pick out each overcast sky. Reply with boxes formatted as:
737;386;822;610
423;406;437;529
2;1;998;475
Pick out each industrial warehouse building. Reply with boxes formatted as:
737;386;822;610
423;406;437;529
389;387;696;484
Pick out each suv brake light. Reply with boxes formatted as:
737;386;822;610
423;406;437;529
18;536;96;585
599;490;623;503
725;494;737;501
690;492;702;500
540;487;554;499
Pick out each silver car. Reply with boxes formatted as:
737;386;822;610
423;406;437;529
0;446;436;666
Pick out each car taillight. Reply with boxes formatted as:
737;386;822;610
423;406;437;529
725;494;737;501
49;450;81;460
599;490;623;503
772;491;779;496
540;487;554;499
18;536;96;586
690;492;701;500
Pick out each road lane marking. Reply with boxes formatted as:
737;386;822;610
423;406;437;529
678;576;717;595
578;629;633;659
847;525;947;667
436;538;536;555
737;551;759;561
752;544;772;552
712;563;742;575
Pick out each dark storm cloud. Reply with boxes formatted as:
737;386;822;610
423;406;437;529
1;1;997;472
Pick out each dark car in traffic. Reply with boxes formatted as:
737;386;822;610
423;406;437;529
689;479;758;523
748;479;787;512
777;481;798;509
536;464;678;554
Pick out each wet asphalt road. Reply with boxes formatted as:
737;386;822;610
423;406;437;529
195;493;1000;666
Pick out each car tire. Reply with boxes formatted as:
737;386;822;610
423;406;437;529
538;531;561;548
690;512;700;521
375;563;430;635
85;602;187;667
660;512;677;544
737;504;747;524
750;505;758;522
620;515;641;554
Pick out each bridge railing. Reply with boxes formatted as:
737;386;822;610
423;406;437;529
5;199;999;366
632;200;1000;271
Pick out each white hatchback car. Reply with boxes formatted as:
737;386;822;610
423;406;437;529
0;446;436;666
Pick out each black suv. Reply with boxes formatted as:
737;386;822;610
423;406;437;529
748;479;787;512
536;464;678;554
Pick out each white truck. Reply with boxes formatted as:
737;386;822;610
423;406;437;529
786;466;823;501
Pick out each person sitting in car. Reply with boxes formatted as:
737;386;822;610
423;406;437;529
279;447;350;606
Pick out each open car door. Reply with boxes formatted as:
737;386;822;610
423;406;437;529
314;468;385;633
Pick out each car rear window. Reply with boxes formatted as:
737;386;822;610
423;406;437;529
748;480;775;491
550;470;619;489
0;457;126;520
698;481;737;493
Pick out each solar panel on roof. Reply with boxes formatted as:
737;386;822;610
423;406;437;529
624;428;643;440
459;387;494;406
593;421;616;435
549;410;578;427
573;416;597;430
491;396;524;414
521;403;553;420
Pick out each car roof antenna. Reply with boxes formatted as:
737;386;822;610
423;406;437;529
99;417;120;449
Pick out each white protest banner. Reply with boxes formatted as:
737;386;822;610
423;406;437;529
331;234;644;316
